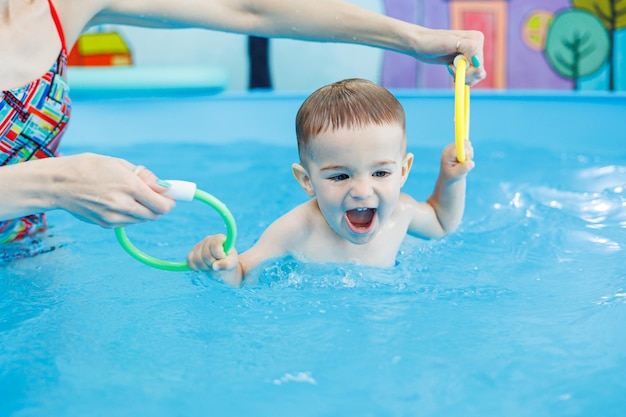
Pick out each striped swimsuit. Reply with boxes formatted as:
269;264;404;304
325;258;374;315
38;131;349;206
0;0;71;243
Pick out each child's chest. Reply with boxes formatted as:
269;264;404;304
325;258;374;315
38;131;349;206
295;224;407;268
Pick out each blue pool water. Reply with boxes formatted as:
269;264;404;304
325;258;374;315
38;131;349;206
1;136;624;416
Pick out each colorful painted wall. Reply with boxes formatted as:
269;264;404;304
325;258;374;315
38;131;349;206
381;0;625;91
73;0;626;92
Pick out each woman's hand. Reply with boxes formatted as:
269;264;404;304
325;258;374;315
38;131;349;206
52;153;176;227
413;29;487;86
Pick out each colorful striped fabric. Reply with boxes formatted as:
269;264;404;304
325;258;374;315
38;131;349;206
0;51;71;243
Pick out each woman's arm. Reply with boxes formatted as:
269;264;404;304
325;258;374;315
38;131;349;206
0;154;174;226
95;0;485;85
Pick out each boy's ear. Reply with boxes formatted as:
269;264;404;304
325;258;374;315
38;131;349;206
292;163;315;197
401;153;414;186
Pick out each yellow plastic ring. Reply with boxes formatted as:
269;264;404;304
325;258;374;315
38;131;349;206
454;55;470;163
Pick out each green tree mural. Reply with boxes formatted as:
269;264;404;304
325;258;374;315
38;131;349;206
544;10;610;90
572;0;626;90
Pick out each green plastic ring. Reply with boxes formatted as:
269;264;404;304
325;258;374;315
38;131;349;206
115;189;237;271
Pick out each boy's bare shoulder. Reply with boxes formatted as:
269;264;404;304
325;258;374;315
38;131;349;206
262;199;321;243
276;199;321;229
396;193;429;213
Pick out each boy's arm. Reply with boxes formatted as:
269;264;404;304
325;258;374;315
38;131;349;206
407;141;475;238
187;234;243;286
238;206;309;276
187;204;308;285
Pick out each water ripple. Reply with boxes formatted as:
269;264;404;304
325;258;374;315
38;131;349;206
528;185;626;229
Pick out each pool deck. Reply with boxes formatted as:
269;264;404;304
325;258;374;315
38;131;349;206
63;90;626;152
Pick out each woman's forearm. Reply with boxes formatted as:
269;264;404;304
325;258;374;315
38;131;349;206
227;0;485;69
1;153;175;226
0;158;58;221
101;0;484;83
107;0;462;58
238;0;420;52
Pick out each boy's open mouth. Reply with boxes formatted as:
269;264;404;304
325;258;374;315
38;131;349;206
345;207;376;234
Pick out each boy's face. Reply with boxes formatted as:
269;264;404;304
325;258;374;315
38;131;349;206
293;123;413;245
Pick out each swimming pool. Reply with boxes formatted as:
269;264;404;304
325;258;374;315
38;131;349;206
1;91;625;416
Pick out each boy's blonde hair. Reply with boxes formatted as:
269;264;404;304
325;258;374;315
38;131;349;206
295;78;406;159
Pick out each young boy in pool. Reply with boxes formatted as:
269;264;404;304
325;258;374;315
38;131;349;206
187;78;474;286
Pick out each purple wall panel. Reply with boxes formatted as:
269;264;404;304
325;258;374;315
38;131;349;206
377;0;606;90
423;1;452;88
382;1;421;88
507;1;571;89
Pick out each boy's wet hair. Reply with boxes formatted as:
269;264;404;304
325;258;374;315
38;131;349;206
295;78;406;157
